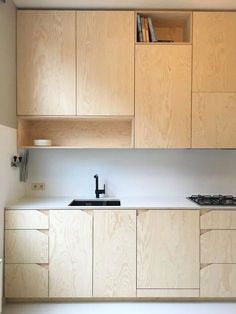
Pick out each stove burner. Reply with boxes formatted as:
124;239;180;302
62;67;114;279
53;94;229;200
188;194;236;206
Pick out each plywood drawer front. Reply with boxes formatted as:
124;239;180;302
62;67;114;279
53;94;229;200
5;230;48;263
5;264;48;298
5;210;49;229
137;289;199;298
201;210;236;229
201;230;236;263
200;264;236;297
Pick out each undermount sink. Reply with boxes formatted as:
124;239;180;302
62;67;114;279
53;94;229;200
69;199;121;206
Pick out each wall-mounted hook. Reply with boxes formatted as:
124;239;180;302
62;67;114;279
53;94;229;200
11;154;22;168
11;150;29;182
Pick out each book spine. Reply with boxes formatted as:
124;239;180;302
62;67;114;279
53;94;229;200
137;14;143;42
147;17;157;42
141;17;147;42
144;18;150;42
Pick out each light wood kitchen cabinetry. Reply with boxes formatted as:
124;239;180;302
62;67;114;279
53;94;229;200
193;12;236;92
77;11;134;116
5;210;49;230
201;210;236;230
5;230;48;264
200;264;236;298
192;93;236;148
137;210;199;289
17;10;76;116
135;45;191;148
49;210;93;297
201;230;236;263
93;210;136;297
4;211;49;298
5;264;48;298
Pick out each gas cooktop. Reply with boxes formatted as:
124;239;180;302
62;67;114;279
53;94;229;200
188;194;236;206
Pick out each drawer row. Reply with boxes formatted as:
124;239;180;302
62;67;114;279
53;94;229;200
5;209;236;230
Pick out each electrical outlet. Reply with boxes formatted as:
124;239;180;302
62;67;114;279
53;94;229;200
31;183;45;191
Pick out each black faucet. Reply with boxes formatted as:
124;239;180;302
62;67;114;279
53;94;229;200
94;174;105;198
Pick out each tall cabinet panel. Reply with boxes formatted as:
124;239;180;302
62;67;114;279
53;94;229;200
77;11;134;115
135;45;191;148
93;210;136;297
49;210;92;297
192;12;236;148
137;210;199;290
17;11;76;115
193;12;236;92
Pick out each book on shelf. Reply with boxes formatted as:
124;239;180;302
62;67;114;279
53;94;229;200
144;18;150;42
137;14;143;42
137;15;157;43
147;17;157;42
141;17;147;42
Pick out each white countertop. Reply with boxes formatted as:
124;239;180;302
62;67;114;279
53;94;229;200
5;196;236;210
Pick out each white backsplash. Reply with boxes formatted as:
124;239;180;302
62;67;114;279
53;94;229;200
26;149;236;198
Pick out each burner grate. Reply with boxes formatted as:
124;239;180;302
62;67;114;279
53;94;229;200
188;194;236;206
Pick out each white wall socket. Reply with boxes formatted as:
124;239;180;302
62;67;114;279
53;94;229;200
31;183;45;191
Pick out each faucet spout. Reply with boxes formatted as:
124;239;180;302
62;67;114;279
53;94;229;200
94;174;105;198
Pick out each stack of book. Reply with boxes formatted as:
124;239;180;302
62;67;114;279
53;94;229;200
137;14;157;42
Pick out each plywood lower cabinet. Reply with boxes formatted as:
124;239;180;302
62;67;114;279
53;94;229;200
201;230;236;264
5;264;48;298
93;210;136;297
137;210;199;290
49;210;93;297
200;264;236;298
5;208;236;300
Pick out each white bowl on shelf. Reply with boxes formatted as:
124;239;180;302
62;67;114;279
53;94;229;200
33;139;52;147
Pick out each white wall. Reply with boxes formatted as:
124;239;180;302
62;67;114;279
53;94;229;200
0;125;25;256
26;149;236;198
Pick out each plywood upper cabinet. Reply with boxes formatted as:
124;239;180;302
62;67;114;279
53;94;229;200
49;210;92;297
77;11;134;116
135;45;191;148
193;12;236;92
17;11;76;115
192;93;236;148
93;210;136;297
137;210;199;289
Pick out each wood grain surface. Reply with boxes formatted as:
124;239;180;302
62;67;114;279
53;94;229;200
77;11;134;115
17;11;76;115
93;210;136;297
49;210;93;297
135;45;191;148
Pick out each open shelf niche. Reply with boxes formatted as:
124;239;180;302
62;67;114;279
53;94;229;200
136;11;192;44
18;116;134;149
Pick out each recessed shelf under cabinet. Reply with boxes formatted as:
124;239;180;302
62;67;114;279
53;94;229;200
136;11;192;44
18;117;134;149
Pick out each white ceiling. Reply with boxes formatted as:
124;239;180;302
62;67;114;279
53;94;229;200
12;0;236;10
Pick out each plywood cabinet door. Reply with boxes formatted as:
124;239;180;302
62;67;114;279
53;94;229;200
193;12;236;92
77;11;134;115
5;230;48;264
192;93;236;148
201;264;236;297
5;264;48;298
17;11;76;115
137;210;199;289
93;210;136;297
49;210;92;297
135;45;191;148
